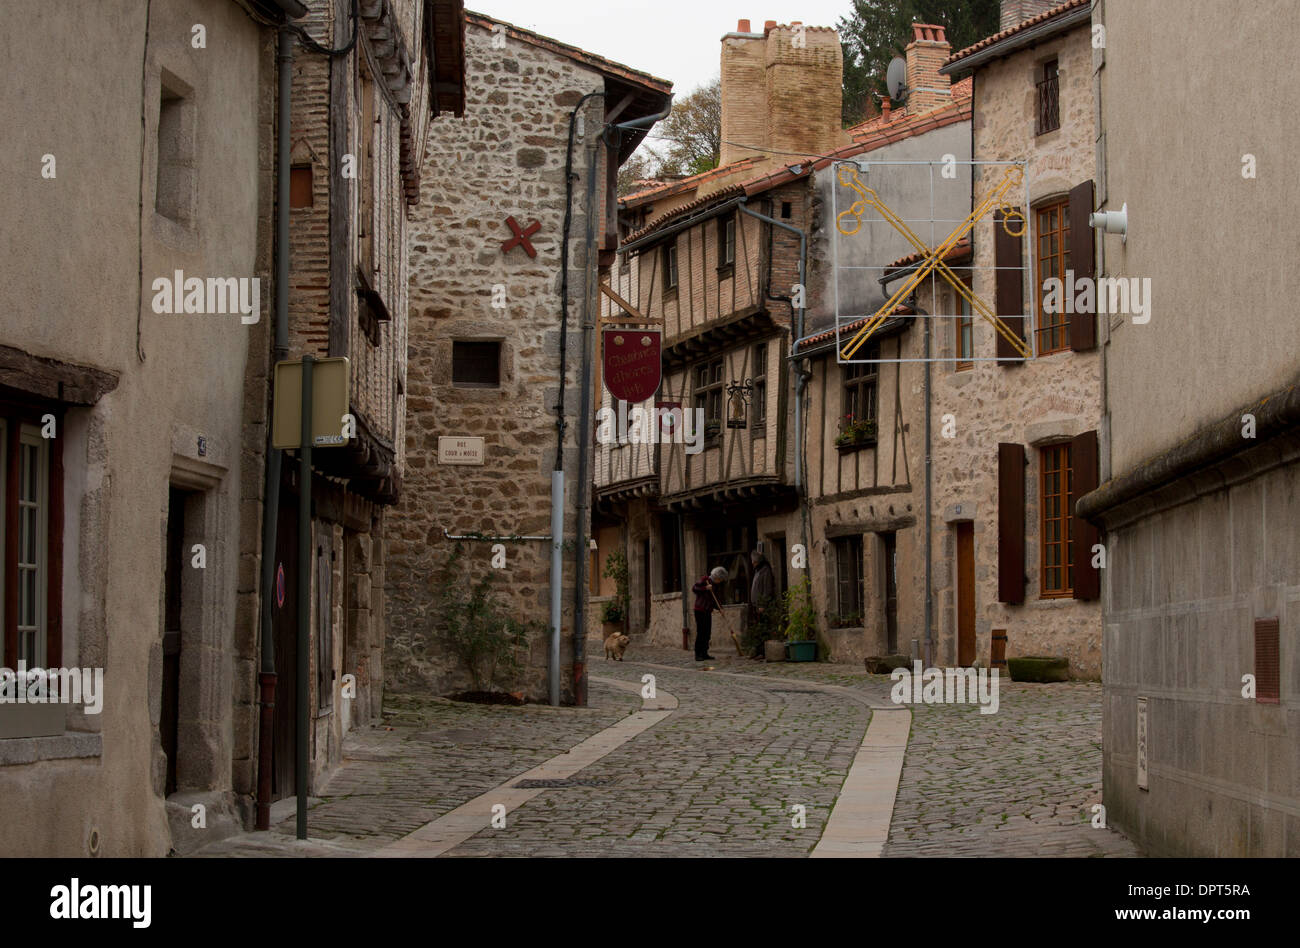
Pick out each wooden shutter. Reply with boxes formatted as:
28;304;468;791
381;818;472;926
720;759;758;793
1068;180;1097;351
1071;429;1101;600
997;443;1026;603
994;208;1025;362
1254;618;1280;704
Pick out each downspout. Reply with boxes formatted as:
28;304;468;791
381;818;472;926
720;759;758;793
569;96;672;704
919;297;933;667
739;197;809;560
557;90;603;707
256;24;295;832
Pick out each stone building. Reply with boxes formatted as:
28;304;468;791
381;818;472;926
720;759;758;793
231;0;466;828
1078;0;1300;855
0;0;301;857
385;14;671;704
593;20;973;665
935;0;1102;677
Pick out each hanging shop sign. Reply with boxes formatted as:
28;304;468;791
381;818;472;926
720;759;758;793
602;329;661;405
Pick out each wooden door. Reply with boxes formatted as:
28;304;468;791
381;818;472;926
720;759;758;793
883;532;898;653
956;523;975;666
272;486;298;801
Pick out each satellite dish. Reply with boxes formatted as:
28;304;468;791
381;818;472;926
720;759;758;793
886;56;909;103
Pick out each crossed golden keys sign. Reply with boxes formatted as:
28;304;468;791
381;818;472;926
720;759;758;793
834;162;1031;362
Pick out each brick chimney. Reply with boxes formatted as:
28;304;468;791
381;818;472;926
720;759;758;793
720;20;843;166
904;23;951;114
999;0;1061;31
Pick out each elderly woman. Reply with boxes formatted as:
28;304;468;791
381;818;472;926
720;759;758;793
690;566;729;662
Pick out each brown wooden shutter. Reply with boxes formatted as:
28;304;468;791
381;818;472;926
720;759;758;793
994;208;1025;362
997;443;1026;603
1068;180;1097;351
1254;618;1280;704
1071;429;1101;600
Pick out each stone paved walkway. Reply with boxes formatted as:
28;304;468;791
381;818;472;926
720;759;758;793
190;642;1139;858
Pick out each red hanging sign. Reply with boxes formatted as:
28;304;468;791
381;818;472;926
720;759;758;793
602;329;662;404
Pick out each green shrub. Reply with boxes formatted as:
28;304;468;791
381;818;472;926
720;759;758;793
782;580;818;643
436;544;538;693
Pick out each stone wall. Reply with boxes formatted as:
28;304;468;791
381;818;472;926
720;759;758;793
386;20;609;703
930;24;1101;678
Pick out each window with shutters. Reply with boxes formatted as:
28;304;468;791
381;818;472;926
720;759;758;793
1040;443;1074;597
834;536;864;620
1254;618;1280;704
452;341;501;388
1034;198;1071;355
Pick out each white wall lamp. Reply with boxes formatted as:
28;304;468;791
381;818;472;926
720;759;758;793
1090;202;1128;244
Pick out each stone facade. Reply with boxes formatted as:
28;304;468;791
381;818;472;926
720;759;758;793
1085;0;1300;856
938;13;1101;678
0;0;272;856
231;0;445;823
386;15;670;703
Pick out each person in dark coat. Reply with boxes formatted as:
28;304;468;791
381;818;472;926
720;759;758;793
748;550;776;657
691;566;728;661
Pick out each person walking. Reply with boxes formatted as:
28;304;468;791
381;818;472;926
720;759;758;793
691;566;728;661
748;549;776;658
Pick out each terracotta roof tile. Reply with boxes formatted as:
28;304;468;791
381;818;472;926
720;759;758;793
885;238;972;271
945;0;1088;69
799;306;915;349
622;157;763;207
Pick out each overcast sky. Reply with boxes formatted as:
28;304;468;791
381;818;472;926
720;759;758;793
470;2;855;96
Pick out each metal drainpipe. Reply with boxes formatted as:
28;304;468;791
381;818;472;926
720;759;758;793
738;199;809;558
920;300;933;667
256;24;294;832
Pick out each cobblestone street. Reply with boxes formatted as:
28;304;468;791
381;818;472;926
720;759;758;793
193;646;1138;858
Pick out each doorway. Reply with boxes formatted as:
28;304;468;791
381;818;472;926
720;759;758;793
956;523;976;666
161;486;189;796
882;531;898;653
271;485;299;801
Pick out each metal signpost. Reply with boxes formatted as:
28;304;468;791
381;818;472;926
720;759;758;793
270;355;350;840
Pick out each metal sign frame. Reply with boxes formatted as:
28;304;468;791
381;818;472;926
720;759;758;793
829;158;1032;365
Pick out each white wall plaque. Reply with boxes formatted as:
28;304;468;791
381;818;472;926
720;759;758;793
439;436;485;465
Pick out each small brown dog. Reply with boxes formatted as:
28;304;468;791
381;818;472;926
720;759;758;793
604;632;630;661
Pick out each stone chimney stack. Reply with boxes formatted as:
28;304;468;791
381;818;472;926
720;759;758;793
904;23;951;114
720;19;843;166
999;0;1061;31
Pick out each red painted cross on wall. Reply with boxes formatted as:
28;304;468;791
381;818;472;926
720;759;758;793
501;215;541;258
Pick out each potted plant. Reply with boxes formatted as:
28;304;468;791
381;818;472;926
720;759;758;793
601;550;630;635
782;579;819;661
835;413;877;450
830;611;862;629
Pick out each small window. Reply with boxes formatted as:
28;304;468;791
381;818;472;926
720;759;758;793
834;536;864;621
718;215;736;270
1040;442;1074;597
662;240;679;293
693;357;724;429
1036;59;1060;135
290;165;314;208
751;343;767;426
156;74;196;225
955;283;973;370
452;341;501;388
781;201;792;219
843;350;878;424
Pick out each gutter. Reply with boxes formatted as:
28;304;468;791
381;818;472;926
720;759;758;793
941;6;1092;78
